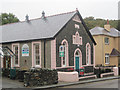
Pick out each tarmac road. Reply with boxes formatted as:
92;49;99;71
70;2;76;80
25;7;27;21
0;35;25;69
60;79;119;88
1;77;120;90
1;77;24;88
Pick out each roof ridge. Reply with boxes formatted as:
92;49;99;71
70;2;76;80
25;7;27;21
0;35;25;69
1;10;77;27
46;10;76;18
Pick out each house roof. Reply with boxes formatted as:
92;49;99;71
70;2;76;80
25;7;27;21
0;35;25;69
0;10;96;45
110;48;120;57
90;26;120;37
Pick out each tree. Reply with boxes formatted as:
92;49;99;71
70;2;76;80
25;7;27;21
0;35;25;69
0;13;19;25
118;20;120;31
84;16;118;30
84;16;94;21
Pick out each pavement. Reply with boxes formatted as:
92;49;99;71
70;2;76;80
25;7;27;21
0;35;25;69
1;76;120;89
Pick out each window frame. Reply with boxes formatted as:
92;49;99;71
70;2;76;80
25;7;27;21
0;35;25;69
105;53;109;64
32;41;41;68
73;31;82;45
86;43;91;65
105;37;109;45
12;43;20;67
61;39;69;67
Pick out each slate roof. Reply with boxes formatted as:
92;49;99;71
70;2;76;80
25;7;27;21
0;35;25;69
110;48;120;57
0;10;96;45
90;26;120;37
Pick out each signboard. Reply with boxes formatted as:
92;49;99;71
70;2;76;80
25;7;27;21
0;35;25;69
22;44;29;56
59;45;64;57
59;52;64;57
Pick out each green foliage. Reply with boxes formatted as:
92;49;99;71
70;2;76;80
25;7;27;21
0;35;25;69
0;13;19;25
84;16;118;30
118;20;120;31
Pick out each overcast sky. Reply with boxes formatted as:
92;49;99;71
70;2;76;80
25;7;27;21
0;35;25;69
1;0;120;21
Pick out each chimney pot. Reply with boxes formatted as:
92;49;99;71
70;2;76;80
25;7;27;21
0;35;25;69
104;20;111;32
107;19;109;24
42;11;45;18
25;14;29;22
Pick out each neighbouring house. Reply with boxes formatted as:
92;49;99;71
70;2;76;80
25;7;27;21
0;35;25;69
0;10;96;74
90;20;120;67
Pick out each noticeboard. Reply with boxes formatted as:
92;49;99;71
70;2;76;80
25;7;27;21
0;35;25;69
59;45;64;57
22;44;29;56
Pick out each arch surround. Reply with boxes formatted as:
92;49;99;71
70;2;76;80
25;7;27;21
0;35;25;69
61;39;69;67
86;43;91;65
74;48;82;69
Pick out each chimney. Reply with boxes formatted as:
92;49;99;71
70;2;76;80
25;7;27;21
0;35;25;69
42;11;45;18
104;19;111;32
25;14;29;22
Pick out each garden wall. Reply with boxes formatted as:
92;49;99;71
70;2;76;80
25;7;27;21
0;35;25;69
24;68;58;87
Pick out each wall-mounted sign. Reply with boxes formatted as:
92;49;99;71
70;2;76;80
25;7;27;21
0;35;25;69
59;52;64;57
22;44;29;56
59;45;64;57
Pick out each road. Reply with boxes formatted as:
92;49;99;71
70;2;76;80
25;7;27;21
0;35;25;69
0;77;24;89
0;77;120;89
60;79;119;88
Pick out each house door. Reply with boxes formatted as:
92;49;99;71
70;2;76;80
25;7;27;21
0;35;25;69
74;48;82;74
3;56;11;68
75;57;79;70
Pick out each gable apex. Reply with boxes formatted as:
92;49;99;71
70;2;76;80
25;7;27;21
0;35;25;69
72;14;81;23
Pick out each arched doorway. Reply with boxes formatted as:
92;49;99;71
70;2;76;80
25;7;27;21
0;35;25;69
74;48;82;71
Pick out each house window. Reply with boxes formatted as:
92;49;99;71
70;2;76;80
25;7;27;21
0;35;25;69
14;46;18;65
73;31;82;45
86;43;91;65
63;42;67;66
61;39;68;67
12;44;19;67
33;43;40;66
105;54;109;64
105;37;109;44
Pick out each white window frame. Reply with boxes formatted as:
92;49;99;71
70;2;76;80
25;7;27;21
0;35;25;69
32;41;41;68
61;39;69;67
12;43;20;67
73;31;82;45
105;54;109;64
86;43;91;65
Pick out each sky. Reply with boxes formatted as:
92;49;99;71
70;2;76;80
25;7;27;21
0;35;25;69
0;0;120;21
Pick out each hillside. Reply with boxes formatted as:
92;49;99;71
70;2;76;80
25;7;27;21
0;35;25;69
84;16;118;30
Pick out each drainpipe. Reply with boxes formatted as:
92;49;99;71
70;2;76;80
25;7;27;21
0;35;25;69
44;40;46;68
102;36;104;66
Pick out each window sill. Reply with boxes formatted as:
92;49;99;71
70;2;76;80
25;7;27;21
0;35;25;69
14;65;20;68
105;43;109;45
35;65;41;68
105;63;109;65
83;64;93;67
